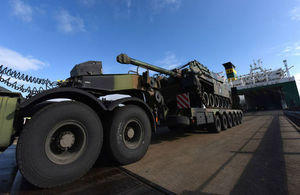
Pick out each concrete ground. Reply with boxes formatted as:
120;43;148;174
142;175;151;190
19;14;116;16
125;110;300;194
1;110;299;194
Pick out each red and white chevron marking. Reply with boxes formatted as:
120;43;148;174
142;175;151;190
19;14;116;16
177;93;190;109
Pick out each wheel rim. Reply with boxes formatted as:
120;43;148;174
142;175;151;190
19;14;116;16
122;119;144;149
45;121;87;165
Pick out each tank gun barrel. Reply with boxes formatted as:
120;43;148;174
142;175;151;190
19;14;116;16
116;54;180;77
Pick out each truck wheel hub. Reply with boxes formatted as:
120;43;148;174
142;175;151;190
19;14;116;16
45;121;87;165
59;132;75;148
127;128;135;139
123;120;144;149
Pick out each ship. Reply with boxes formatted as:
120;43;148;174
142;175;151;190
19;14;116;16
224;59;300;111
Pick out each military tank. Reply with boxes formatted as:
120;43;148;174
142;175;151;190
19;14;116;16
116;54;232;110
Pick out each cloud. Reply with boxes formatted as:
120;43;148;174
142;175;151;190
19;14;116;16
151;0;181;11
281;43;300;56
108;0;133;19
0;46;46;71
290;7;300;21
56;9;86;33
283;47;292;53
79;0;96;7
157;51;181;69
10;0;33;22
126;0;132;14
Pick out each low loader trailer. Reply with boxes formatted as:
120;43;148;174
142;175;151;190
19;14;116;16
0;54;243;188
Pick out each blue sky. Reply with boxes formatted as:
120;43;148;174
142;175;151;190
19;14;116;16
0;0;300;92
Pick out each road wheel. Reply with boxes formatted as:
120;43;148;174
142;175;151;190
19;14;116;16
225;98;230;108
214;95;219;108
227;99;232;109
221;98;225;108
108;105;151;165
210;115;222;133
209;94;215;107
227;114;233;128
202;92;209;107
222;98;226;108
221;114;228;130
232;113;237;126
17;102;103;188
218;97;222;108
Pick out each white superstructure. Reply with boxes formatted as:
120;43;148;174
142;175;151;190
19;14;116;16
229;60;295;90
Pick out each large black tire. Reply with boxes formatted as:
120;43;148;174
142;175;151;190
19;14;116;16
221;114;228;130
210;115;222;133
239;113;243;124
232;113;237;126
17;102;103;188
108;105;151;165
227;113;233;128
237;113;242;124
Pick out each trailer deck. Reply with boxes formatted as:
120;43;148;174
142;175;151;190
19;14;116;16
1;110;300;194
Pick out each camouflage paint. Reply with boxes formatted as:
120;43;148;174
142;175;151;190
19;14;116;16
71;74;146;92
0;94;18;147
113;75;142;90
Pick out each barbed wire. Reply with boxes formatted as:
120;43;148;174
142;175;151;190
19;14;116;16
0;64;57;96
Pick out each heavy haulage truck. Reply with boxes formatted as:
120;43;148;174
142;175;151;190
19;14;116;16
0;54;243;188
